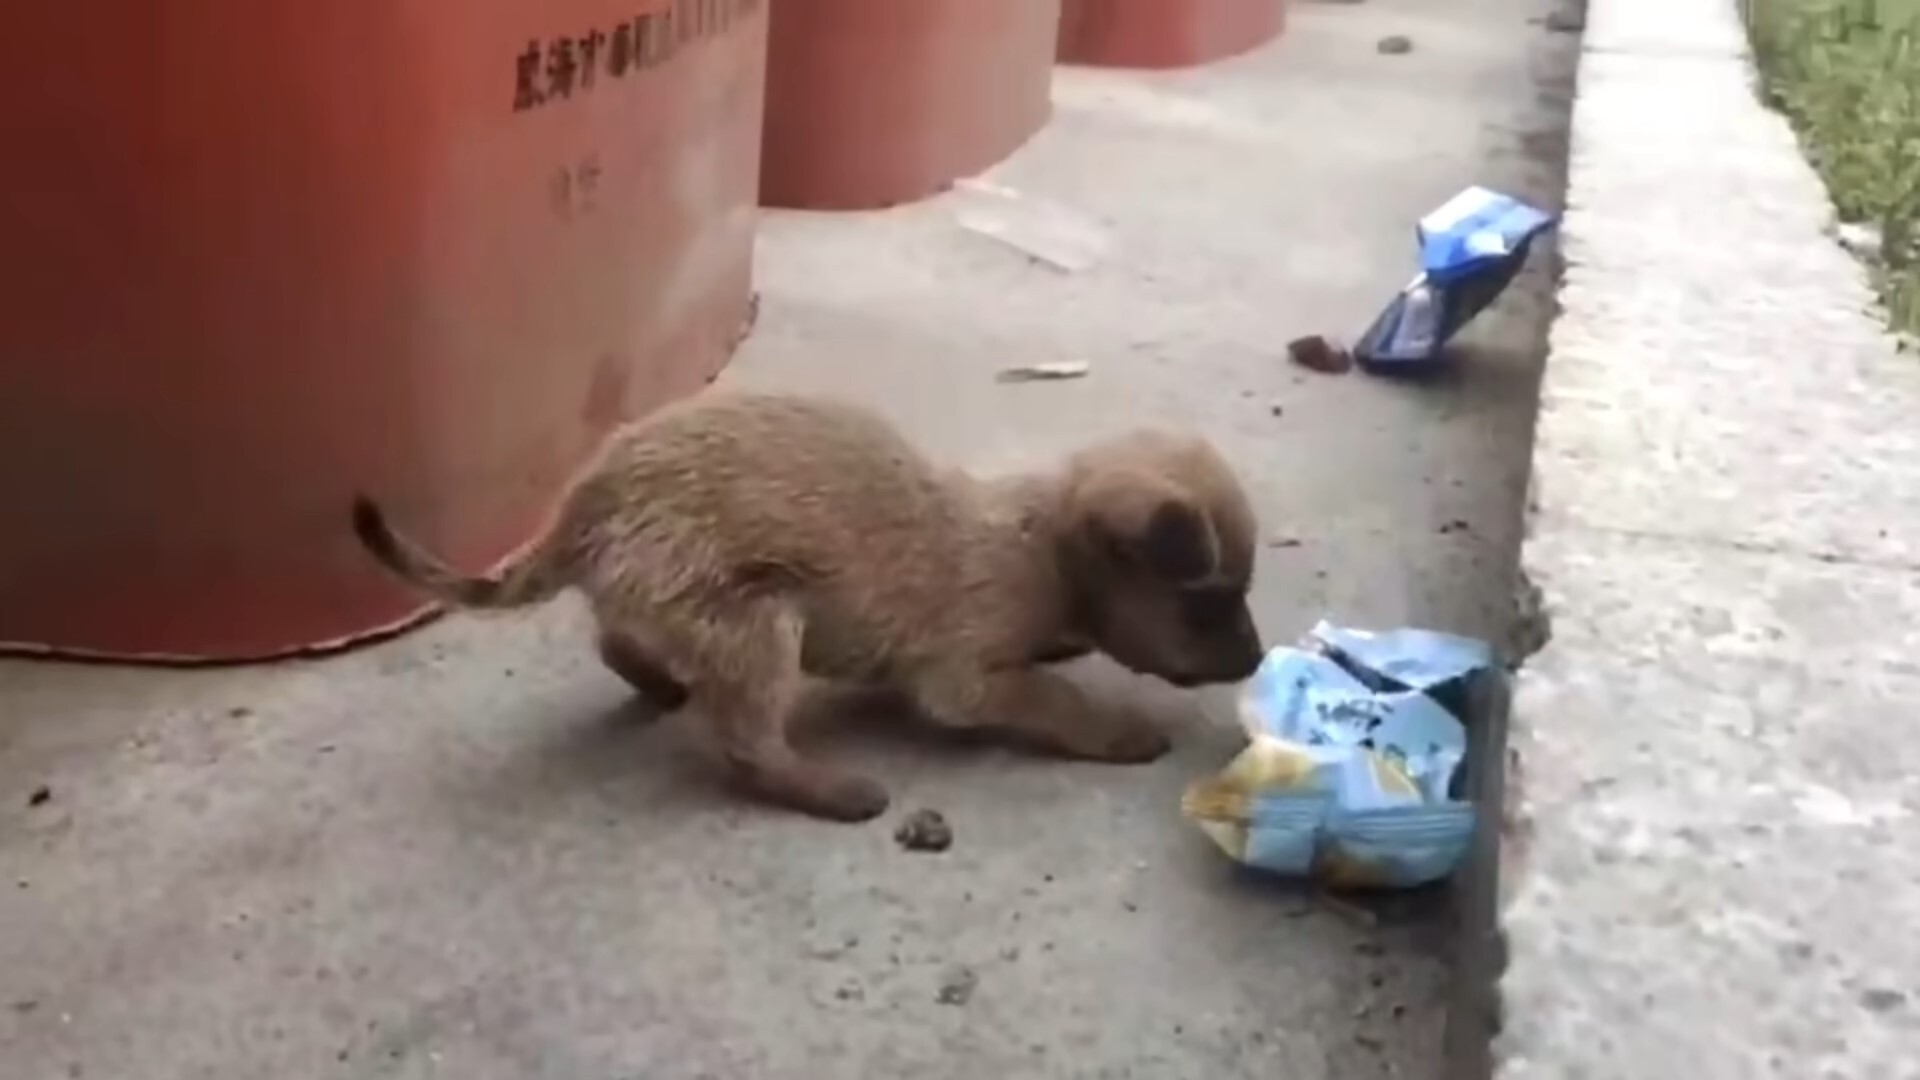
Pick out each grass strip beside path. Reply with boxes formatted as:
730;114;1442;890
1746;0;1920;337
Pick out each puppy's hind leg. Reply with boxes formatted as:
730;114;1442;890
910;664;1172;765
681;603;891;823
596;627;690;714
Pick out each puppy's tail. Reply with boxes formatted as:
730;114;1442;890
351;496;567;610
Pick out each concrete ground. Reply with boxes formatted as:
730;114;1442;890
1498;0;1920;1075
1;2;1574;1077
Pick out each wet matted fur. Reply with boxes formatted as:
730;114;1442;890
354;391;1264;822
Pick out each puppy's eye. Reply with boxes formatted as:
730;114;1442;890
1180;587;1244;632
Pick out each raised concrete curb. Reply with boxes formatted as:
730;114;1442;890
1496;0;1920;1075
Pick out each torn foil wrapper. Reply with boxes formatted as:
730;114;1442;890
1182;621;1494;889
1354;186;1557;372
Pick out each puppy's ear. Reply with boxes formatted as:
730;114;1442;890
1076;470;1219;582
1137;498;1219;581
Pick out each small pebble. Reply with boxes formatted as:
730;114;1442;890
27;786;51;808
936;966;978;1006
893;809;953;853
1377;34;1414;55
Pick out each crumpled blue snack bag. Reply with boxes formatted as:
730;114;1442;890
1183;621;1496;889
1308;620;1493;694
1354;186;1557;371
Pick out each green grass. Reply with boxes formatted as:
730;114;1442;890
1744;0;1920;336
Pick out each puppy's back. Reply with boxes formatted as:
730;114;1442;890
568;393;968;593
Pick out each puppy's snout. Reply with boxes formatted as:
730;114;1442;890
1223;638;1265;681
1179;631;1265;687
1226;610;1266;680
1173;650;1261;689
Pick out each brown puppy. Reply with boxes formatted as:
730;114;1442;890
353;391;1264;822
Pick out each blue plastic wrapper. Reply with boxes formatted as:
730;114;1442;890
1181;621;1494;889
1354;186;1557;373
1310;621;1493;699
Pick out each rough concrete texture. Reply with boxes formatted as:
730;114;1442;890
0;3;1574;1077
1497;0;1920;1075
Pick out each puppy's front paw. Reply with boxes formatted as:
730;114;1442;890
1097;717;1173;765
816;774;893;823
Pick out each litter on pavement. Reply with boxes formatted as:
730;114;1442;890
995;359;1092;383
1353;186;1557;373
1286;334;1354;375
1181;620;1494;889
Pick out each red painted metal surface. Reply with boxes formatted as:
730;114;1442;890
0;0;767;661
1058;0;1287;68
760;0;1059;210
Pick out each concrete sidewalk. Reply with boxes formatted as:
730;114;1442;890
1;3;1575;1078
1496;0;1920;1074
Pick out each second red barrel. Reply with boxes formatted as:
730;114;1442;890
760;0;1060;210
1058;0;1287;68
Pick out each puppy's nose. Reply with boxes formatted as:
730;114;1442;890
1229;651;1263;681
1232;633;1266;679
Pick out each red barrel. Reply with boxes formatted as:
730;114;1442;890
0;0;767;660
760;0;1059;210
1058;0;1287;68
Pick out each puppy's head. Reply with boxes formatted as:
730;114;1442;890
1057;431;1265;687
